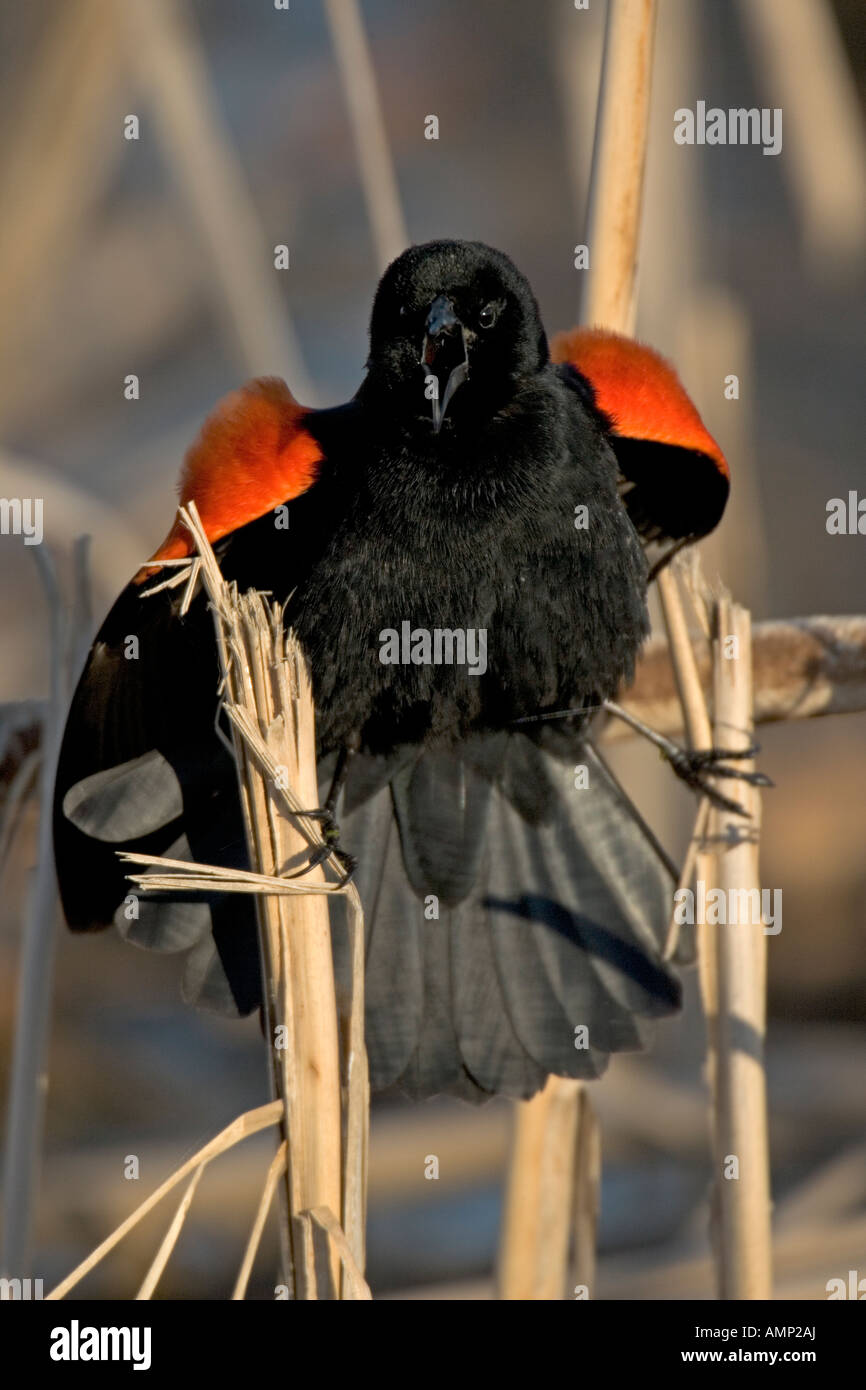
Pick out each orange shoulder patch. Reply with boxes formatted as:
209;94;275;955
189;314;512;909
551;327;729;479
135;378;322;584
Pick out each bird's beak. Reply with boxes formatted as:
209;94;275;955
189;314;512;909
420;295;470;433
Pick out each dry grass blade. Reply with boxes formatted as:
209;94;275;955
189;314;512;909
121;851;342;897
664;795;712;960
232;1144;288;1301
300;1207;372;1301
46;1102;282;1299
135;1163;206;1300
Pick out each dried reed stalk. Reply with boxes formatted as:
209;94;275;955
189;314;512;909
1;540;90;1278
498;0;657;1302
736;0;866;264
655;566;718;969
571;1087;602;1297
47;503;369;1300
604;614;866;741
177;502;368;1299
580;0;657;331
707;597;772;1297
588;0;773;1300
323;0;408;271
0;0;122;423
122;0;314;394
496;1078;581;1300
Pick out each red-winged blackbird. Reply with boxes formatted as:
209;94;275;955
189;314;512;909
54;240;731;1102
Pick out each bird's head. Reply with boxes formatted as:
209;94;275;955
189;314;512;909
363;240;548;434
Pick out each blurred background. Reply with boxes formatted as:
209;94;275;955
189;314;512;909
1;0;865;1298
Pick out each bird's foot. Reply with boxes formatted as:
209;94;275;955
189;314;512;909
601;701;772;816
662;744;773;816
285;806;357;886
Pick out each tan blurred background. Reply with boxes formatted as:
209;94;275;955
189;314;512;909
0;0;865;1298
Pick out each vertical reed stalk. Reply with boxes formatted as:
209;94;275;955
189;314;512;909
497;0;657;1301
708;596;772;1297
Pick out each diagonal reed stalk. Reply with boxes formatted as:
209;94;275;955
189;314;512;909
122;0;315;395
323;0;408;272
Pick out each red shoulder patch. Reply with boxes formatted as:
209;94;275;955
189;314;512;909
550;327;729;479
135;378;322;584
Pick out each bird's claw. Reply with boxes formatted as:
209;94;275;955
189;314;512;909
665;744;774;816
286;806;357;886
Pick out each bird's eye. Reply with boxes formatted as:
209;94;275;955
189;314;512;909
399;304;409;318
478;302;498;329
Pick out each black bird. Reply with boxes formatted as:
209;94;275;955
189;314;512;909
54;239;733;1102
